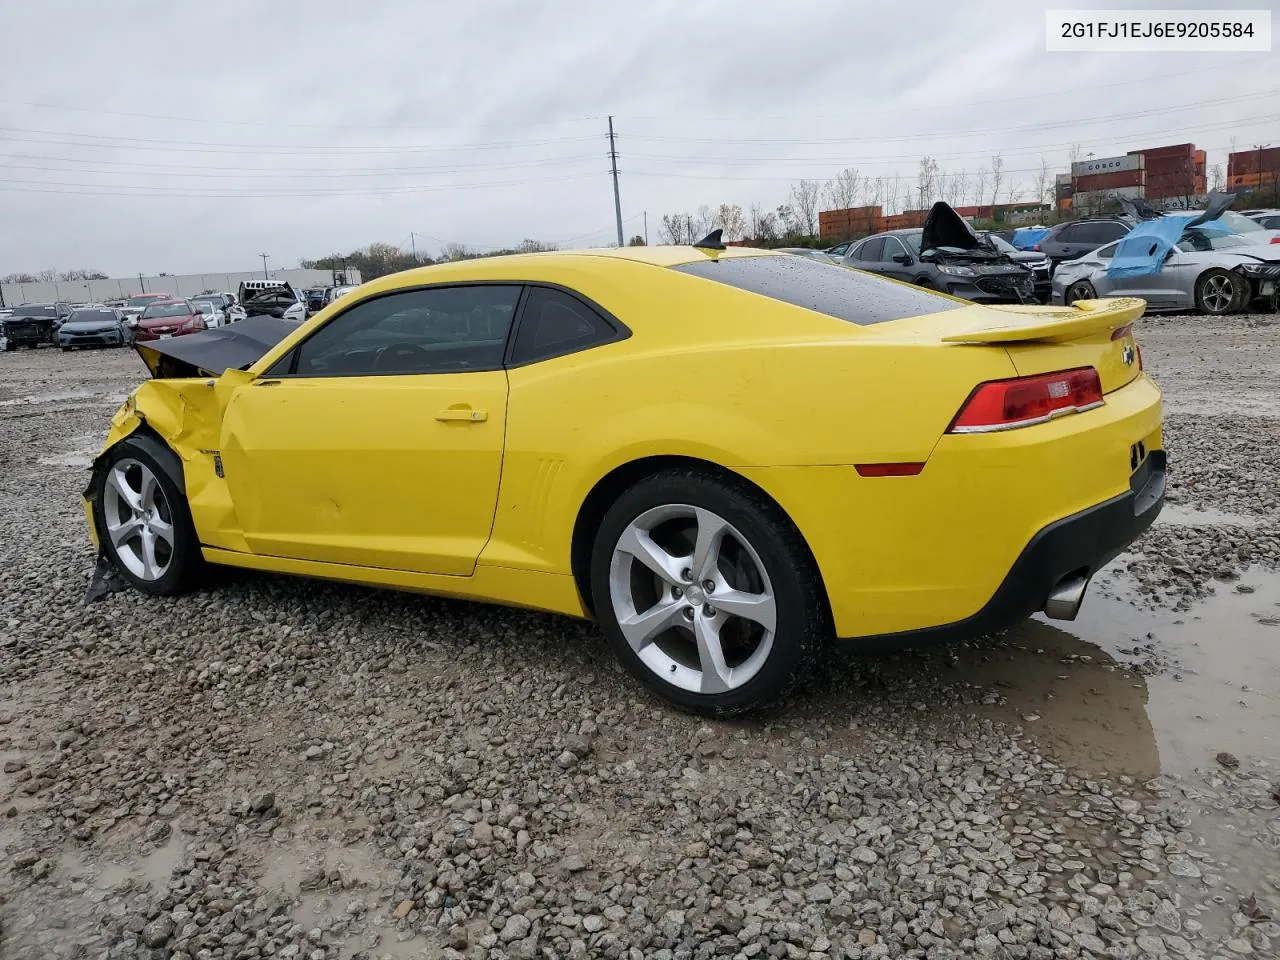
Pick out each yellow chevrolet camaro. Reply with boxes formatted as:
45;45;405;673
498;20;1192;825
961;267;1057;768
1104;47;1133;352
83;238;1164;715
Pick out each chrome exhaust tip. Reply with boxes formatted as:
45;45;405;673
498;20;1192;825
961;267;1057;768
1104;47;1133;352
1043;573;1090;621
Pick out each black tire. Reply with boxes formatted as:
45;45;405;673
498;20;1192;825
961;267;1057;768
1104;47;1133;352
589;467;831;716
1065;280;1096;305
1194;268;1246;316
92;434;202;596
61;346;72;352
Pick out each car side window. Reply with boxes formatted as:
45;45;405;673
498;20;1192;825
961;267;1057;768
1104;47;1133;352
827;242;850;257
881;237;907;260
508;287;619;365
854;238;885;262
1054;224;1082;243
275;285;522;377
1093;243;1118;260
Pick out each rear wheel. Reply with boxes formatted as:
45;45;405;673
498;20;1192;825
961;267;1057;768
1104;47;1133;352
1065;280;1096;305
93;437;202;595
590;468;829;716
1195;269;1245;316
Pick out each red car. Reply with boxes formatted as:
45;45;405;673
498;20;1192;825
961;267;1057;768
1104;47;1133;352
133;300;207;342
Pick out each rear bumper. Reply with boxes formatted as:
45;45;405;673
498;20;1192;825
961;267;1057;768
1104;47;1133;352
860;450;1165;643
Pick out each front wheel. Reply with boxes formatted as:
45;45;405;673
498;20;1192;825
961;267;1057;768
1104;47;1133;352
1065;280;1096;305
1195;269;1246;316
589;468;830;716
93;436;202;595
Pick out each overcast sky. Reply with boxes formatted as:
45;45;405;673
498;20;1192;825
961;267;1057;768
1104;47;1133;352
1;0;1276;276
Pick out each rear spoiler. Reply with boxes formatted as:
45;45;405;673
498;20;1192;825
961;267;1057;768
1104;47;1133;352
134;316;297;378
940;297;1145;345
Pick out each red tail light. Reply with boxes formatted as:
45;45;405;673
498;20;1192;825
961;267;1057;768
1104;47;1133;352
949;368;1103;434
1270;236;1280;244
1032;243;1041;251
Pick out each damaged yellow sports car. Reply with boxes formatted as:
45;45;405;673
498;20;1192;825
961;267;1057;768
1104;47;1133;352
85;218;1165;715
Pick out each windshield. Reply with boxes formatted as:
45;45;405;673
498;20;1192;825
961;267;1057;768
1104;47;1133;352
984;234;1018;254
14;305;57;317
902;233;922;254
141;302;192;318
194;302;214;313
127;296;163;307
1215;211;1262;233
1177;230;1254;252
70;309;117;322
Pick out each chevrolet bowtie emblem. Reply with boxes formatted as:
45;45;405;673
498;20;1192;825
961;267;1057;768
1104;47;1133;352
1121;343;1136;366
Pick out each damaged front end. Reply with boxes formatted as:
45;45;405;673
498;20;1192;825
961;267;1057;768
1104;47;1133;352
82;317;297;593
920;202;1036;304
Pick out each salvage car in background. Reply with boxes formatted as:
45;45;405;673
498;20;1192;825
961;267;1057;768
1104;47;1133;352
842;204;1036;304
1036;219;1133;269
83;242;1163;715
191;293;244;323
1052;227;1280;314
58;306;134;350
133;300;207;342
981;232;1053;302
0;302;72;349
192;300;226;329
239;280;306;323
120;293;172;324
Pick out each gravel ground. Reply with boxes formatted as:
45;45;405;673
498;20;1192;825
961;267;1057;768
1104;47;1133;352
1;315;1278;960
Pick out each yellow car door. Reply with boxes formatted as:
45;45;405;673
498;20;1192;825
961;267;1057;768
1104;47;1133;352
217;284;522;576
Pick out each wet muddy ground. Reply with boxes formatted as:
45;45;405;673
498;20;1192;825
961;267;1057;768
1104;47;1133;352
0;314;1278;959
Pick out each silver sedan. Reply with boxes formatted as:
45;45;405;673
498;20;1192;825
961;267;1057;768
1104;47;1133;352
1051;229;1280;316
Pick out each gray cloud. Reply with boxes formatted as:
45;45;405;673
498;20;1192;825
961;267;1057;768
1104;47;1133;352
1;0;1276;275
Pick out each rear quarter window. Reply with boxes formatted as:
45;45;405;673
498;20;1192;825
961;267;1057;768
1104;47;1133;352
672;255;960;325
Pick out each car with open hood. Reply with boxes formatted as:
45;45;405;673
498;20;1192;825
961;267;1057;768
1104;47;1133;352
0;302;72;349
58;307;134;350
82;241;1163;716
133;299;207;342
238;280;306;323
841;203;1036;304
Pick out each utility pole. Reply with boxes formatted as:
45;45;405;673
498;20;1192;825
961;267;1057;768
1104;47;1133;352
644;210;648;246
259;253;270;280
410;232;417;263
608;116;623;247
138;273;146;293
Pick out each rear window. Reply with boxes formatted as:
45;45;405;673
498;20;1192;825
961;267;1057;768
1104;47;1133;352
672;255;960;325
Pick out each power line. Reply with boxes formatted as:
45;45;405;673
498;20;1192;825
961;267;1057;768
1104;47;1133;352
0;172;600;199
0;128;602;156
622;91;1278;147
0;99;604;132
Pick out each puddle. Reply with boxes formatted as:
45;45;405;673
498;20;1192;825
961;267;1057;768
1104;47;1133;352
1156;502;1267;529
0;388;125;407
90;834;184;891
37;432;101;468
1061;565;1280;774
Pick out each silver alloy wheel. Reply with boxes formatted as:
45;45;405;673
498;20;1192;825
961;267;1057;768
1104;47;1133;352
608;504;777;695
1201;274;1234;314
102;457;175;581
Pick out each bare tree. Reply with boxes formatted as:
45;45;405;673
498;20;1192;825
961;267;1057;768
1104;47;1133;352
747;203;778;241
1068;143;1082;167
989;153;1005;207
775;203;799;237
788;180;822;237
441;242;472;261
1034;157;1051;206
884;175;903;215
659;213;697;245
515;239;558;253
951;169;969;206
823;168;862;212
59;268;109;281
974;166;989;210
36;268;58;282
2;272;39;283
1209;163;1225;192
715;203;747;241
693;205;717;238
915;156;941;208
863;176;883;211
